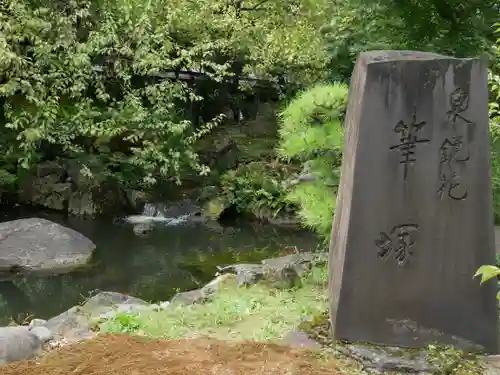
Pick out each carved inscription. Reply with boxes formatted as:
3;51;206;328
437;88;473;201
447;88;472;127
375;224;420;266
438;136;469;200
390;112;430;180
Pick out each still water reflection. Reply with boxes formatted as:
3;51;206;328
0;207;319;324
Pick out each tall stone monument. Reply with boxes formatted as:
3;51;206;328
329;51;499;353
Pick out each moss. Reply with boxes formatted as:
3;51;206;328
202;196;230;220
298;310;332;347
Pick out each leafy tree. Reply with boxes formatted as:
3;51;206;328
277;16;499;236
0;0;333;193
323;0;498;81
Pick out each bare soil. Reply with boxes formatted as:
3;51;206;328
0;334;341;375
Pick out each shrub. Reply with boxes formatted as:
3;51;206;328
0;0;332;191
277;83;349;239
219;161;297;220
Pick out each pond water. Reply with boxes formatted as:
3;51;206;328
0;206;320;325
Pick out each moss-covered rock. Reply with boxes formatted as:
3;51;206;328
202;197;231;220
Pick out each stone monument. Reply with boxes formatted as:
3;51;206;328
328;51;499;353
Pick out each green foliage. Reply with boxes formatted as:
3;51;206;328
277;83;349;238
427;344;482;374
219;161;296;219
0;168;17;191
491;155;500;223
489;23;500;222
286;160;337;237
323;0;497;81
0;0;497;217
0;0;218;189
474;265;500;303
104;311;142;333
0;0;332;193
99;264;329;341
278;83;347;159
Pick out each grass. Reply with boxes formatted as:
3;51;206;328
100;265;329;341
98;263;485;375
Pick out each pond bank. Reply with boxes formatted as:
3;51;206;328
21;252;329;345
0;250;491;374
0;251;332;363
0;207;319;325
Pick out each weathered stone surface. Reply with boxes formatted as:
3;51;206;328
482;355;500;375
19;161;70;212
132;223;155;236
28;319;48;329
68;191;95;216
0;218;96;274
266;214;302;229
217;264;266;287
170;274;234;305
170;289;208;306
202;197;230;220
282;331;323;350
0;326;48;364
42;306;98;344
337;344;437;374
19;160;136;217
329;51;498;352
42;291;156;343
29;326;53;344
217;252;326;288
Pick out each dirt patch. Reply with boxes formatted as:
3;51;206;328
1;334;340;375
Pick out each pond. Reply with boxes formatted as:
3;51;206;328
0;206;320;325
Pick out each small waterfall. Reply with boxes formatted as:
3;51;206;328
142;203;162;218
124;202;193;226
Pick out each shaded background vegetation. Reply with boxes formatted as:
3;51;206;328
0;0;498;237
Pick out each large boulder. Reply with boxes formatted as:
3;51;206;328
0;218;95;278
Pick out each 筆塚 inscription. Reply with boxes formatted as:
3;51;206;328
375;224;419;266
390;111;430;180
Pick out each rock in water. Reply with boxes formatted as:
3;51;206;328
329;51;498;352
0;218;95;276
0;326;46;364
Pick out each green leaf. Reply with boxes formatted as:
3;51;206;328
474;265;500;284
